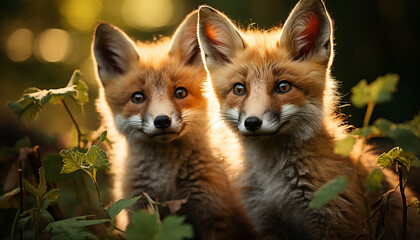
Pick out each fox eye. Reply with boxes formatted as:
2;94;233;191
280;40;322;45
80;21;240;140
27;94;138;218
233;83;246;96
175;87;188;99
275;80;292;93
131;91;146;104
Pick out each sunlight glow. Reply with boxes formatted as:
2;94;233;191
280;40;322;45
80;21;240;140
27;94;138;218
36;29;72;63
6;28;34;62
61;0;102;31
121;0;174;31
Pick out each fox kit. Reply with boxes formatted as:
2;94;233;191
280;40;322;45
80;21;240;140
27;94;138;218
198;0;420;239
91;11;257;240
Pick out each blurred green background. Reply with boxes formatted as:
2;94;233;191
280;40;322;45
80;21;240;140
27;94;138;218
0;0;419;146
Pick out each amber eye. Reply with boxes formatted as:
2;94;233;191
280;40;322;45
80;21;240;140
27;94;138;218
233;83;246;96
275;80;292;93
175;87;188;99
131;91;146;104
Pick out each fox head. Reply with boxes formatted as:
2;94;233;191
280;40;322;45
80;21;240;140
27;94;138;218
198;0;335;142
92;11;207;143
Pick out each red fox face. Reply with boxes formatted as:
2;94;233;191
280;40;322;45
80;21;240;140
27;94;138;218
92;11;207;143
198;0;334;141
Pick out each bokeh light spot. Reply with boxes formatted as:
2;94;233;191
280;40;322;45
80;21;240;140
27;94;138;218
121;0;174;31
36;29;72;63
6;28;34;62
61;0;102;31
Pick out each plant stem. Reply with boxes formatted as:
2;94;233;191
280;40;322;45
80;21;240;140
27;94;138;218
62;100;82;148
18;169;23;240
363;101;375;127
397;163;407;240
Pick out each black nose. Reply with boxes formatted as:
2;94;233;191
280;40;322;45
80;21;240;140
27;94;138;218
154;115;171;129
244;117;262;131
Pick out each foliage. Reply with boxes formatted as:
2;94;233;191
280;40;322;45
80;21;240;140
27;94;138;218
365;168;383;194
44;216;109;240
4;69;194;240
126;211;193;240
8;70;88;123
309;176;348;209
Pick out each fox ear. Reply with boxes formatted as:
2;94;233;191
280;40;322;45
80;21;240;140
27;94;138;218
198;6;246;71
169;10;202;66
92;23;139;84
279;0;333;64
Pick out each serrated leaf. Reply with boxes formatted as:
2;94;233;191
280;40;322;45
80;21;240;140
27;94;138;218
45;215;109;240
107;196;141;221
41;209;54;223
38;167;47;197
97;131;107;145
59;149;84;174
365;168;383;193
156;216;194;240
126;211;159;240
334;135;356;156
86;145;109;170
8;70;88;123
309;176;349;209
18;215;32;230
351;79;369;108
368;74;399;104
377;147;417;169
44;189;60;201
23;179;38;196
0;188;20;209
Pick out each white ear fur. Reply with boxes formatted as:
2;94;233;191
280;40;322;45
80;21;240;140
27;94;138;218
197;6;246;71
279;0;333;64
92;23;139;84
169;10;202;66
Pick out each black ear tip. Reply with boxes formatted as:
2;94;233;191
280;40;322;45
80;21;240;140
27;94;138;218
94;22;116;36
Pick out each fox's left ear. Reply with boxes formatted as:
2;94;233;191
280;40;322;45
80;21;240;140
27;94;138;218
279;0;333;65
169;10;201;66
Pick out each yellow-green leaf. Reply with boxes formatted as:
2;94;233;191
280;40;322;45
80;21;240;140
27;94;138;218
334;135;356;156
365;168;383;193
351;79;369;108
310;176;349;208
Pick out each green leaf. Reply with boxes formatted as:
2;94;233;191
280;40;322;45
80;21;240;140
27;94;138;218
44;215;109;240
309;176;349;209
368;74;399;104
38;167;47;197
59;149;84;174
8;70;88;123
334;135;356;156
365;168;383;193
374;118;393;135
413;200;420;214
126;211;160;240
18;215;32;230
156;216;194;240
44;189;60;202
14;136;32;150
352;126;377;138
0;188;20;209
97;131;107;145
351;79;369;108
377;147;417;169
86;145;109;170
387;126;420;154
23;179;38;196
41;209;54;223
107;196;141;221
409;111;420;137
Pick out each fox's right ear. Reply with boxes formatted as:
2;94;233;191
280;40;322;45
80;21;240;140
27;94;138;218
198;6;246;71
92;23;139;84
